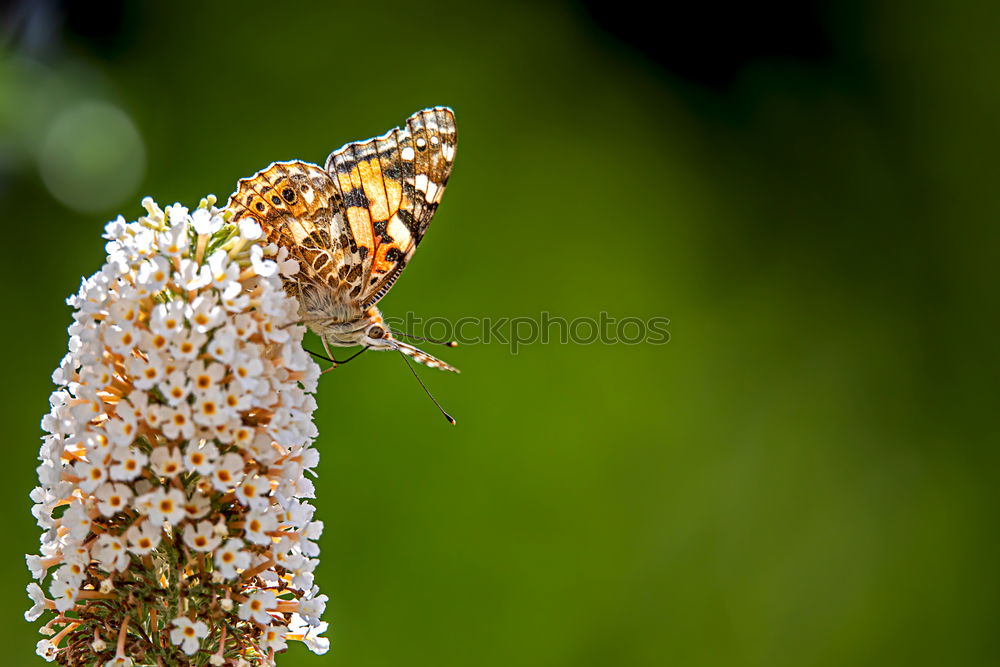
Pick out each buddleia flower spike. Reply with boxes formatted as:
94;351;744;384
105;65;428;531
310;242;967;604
27;196;330;666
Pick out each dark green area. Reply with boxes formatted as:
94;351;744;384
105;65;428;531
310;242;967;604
2;1;998;665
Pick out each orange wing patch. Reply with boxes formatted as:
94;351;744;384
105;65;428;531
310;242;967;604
357;156;390;221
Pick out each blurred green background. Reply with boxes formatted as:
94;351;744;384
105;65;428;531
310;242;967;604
3;1;999;665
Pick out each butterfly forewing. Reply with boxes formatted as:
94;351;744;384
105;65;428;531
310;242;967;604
324;106;456;307
226;160;368;300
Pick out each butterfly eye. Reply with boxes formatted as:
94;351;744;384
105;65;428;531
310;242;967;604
255;202;265;212
270;195;282;205
368;325;385;339
282;188;295;202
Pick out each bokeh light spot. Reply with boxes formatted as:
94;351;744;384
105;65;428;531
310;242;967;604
38;100;145;212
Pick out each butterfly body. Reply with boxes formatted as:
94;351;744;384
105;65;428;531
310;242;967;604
225;108;457;372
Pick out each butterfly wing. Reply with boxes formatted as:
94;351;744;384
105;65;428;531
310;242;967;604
226;160;369;300
226;106;458;307
324;107;457;308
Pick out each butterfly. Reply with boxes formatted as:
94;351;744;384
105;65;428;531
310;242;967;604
225;107;458;375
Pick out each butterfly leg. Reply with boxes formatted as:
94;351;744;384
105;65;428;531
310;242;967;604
320;336;339;375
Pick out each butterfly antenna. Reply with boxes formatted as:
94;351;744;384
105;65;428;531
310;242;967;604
396;348;456;425
393;330;458;347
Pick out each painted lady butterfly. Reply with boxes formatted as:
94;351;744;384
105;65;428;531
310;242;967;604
226;107;458;376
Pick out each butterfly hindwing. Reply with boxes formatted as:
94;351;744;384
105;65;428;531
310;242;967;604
225;160;368;299
324;107;456;307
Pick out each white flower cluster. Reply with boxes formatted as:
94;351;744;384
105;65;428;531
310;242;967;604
27;197;329;666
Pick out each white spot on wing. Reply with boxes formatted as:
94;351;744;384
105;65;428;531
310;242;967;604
401;146;415;161
426;180;440;202
332;211;345;231
387;214;411;243
288;221;312;243
414;174;429;193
